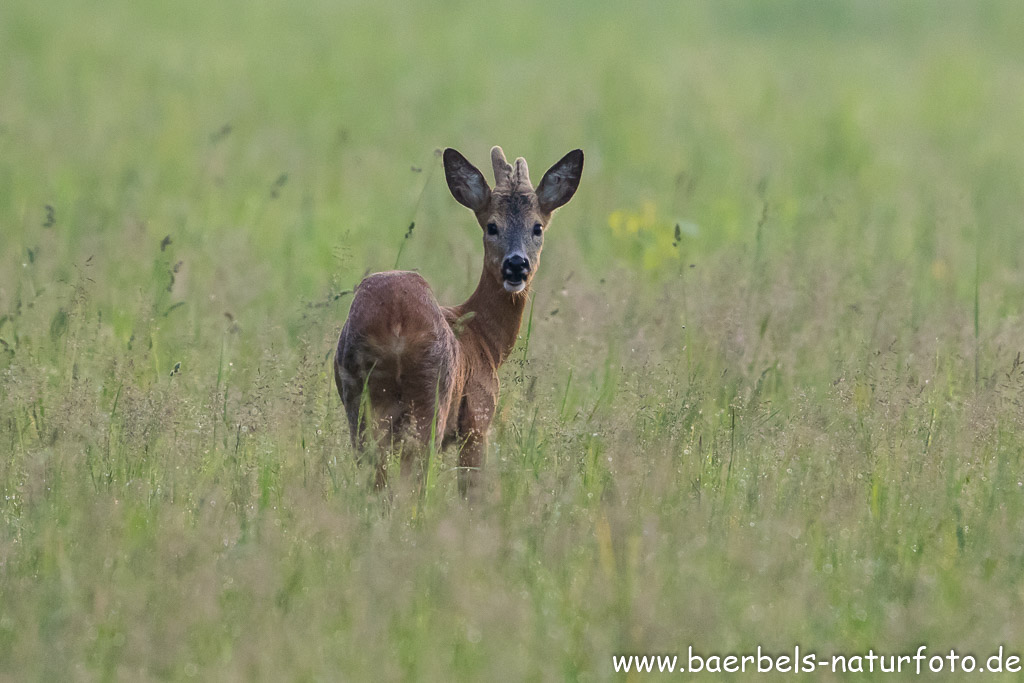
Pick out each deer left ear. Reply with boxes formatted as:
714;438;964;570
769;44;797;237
536;149;584;213
444;148;491;212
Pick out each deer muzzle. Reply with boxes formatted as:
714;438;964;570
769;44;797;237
501;254;530;292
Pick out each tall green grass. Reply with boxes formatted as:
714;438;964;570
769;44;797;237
2;0;1024;679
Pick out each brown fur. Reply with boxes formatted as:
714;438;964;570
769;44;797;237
335;146;583;495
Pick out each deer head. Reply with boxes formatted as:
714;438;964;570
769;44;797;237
443;146;584;293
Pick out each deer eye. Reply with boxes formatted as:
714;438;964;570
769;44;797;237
532;223;543;237
486;222;498;236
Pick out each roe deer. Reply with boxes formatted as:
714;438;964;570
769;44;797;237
334;145;584;495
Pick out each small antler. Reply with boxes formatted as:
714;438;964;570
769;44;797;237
513;157;532;191
491;146;513;187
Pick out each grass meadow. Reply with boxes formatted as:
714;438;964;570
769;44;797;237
3;0;1024;679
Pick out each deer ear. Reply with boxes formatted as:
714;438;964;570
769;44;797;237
443;148;491;212
536;149;584;213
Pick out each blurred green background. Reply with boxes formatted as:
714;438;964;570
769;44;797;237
2;0;1024;680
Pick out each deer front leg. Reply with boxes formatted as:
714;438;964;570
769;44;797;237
457;389;495;497
457;430;486;497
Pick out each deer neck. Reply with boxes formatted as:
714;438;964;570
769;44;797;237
456;270;529;369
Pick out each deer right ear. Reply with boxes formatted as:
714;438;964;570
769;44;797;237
443;148;491;212
536;149;584;213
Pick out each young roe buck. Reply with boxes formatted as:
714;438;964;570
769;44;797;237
334;146;584;494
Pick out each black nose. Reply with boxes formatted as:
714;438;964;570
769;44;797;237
502;255;530;281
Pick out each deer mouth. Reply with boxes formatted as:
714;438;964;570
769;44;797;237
503;278;526;293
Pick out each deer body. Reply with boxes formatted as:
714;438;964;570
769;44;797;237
335;146;583;494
